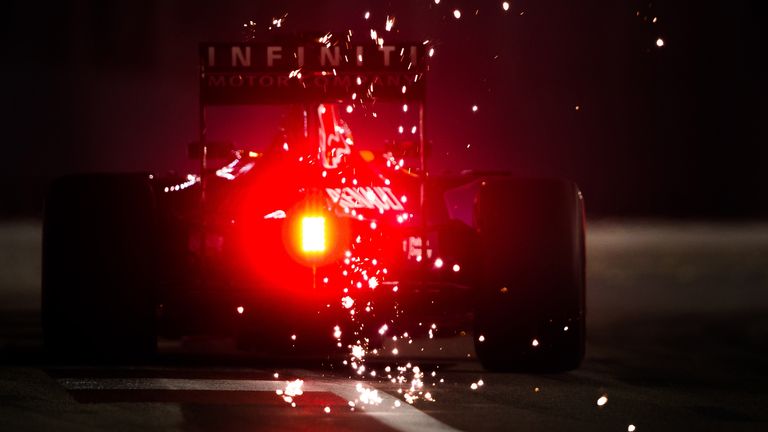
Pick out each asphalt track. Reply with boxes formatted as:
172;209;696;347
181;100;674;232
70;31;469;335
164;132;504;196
1;220;767;431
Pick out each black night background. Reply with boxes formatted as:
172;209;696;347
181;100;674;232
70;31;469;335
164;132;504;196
1;0;766;218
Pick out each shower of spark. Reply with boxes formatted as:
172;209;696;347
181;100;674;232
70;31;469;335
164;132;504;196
276;379;304;407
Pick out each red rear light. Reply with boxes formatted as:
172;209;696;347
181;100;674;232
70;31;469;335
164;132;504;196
301;216;326;253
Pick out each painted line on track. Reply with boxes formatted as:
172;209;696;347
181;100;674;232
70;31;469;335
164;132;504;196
58;375;462;432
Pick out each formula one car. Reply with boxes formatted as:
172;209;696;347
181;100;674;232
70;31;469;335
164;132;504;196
42;39;585;371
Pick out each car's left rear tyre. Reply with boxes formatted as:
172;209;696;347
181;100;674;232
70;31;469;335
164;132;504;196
42;174;158;362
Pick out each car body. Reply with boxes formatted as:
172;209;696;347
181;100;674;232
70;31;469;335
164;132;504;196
42;39;586;371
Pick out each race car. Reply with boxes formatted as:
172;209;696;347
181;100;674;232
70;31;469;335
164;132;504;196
42;39;585;371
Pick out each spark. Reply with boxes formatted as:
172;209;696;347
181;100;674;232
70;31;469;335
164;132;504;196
236;306;244;314
368;277;379;288
283;379;304;399
452;264;461;272
478;335;485;342
352;344;366;359
656;38;664;47
428;47;435;57
356;383;383;405
564;326;569;331
470;383;478;390
628;425;636;432
291;334;297;341
398;125;404;134
346;105;354;113
402;104;408;112
453;9;461;19
342;296;355;309
364;11;370;20
324;406;331;413
271;14;287;28
531;338;539;347
385;16;395;32
502;2;510;11
392;347;399;355
434;0;440;4
597;395;608;406
434;258;444;268
333;326;342;339
411;125;417;134
472;105;478;112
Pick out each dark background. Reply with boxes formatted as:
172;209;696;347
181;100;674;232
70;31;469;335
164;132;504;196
1;0;766;218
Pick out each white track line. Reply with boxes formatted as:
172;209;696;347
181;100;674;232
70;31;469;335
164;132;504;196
58;378;282;392
319;379;461;432
58;376;462;432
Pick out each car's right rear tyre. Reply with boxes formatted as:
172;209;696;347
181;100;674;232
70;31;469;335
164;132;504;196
472;177;586;372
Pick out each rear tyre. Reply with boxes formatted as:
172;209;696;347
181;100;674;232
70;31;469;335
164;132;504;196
42;174;158;362
473;177;585;372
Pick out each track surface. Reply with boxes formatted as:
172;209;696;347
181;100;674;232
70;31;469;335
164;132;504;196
1;220;767;431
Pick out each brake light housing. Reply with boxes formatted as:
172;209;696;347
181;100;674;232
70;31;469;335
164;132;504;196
301;216;326;253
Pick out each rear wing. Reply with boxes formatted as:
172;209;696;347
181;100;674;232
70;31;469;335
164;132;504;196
199;42;427;105
196;39;430;217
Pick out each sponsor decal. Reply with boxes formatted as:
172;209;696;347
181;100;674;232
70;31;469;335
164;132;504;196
199;42;426;105
326;187;404;212
317;104;352;169
403;236;433;260
203;44;422;71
